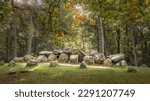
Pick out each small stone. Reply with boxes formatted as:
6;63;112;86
26;59;38;66
13;57;24;62
49;60;58;67
0;61;4;65
141;64;148;67
127;67;137;73
9;60;16;67
79;61;87;69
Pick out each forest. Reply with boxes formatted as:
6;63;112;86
0;0;150;84
0;0;150;66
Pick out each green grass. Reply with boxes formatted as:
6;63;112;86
0;63;150;84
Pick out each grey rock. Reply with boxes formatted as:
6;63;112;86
70;55;79;64
58;53;68;63
108;54;125;63
26;59;38;66
9;60;16;67
83;56;94;65
127;67;137;73
116;62;121;66
48;54;57;61
53;49;63;55
37;55;48;63
0;61;4;65
93;53;105;64
24;54;34;62
13;57;24;62
71;48;79;55
90;50;98;56
49;60;58;67
141;64;148;67
39;51;53;55
120;60;128;66
37;55;43;62
63;47;72;54
103;58;113;67
79;61;87;69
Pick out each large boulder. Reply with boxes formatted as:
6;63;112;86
103;58;113;67
37;55;43;62
39;51;53;56
48;54;57;61
40;55;48;63
120;60;128;66
9;60;16;67
116;60;128;66
58;53;69;63
70;55;79;64
53;49;63;55
49;60;58;67
26;59;38;66
63;47;72;54
24;54;34;62
83;56;94;65
90;50;98;56
93;53;105;64
71;48;79;55
13;57;24;62
108;54;125;63
79;61;87;69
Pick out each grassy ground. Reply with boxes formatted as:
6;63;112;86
0;63;150;84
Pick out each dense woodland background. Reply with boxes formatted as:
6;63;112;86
0;0;150;66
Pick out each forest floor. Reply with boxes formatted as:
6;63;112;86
0;63;150;84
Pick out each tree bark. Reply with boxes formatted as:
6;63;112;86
131;26;138;66
97;17;105;55
27;16;33;54
13;16;17;57
116;28;121;53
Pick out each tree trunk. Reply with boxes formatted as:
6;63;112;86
116;28;121;53
97;17;105;55
131;26;138;66
27;16;33;54
13;16;17;57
